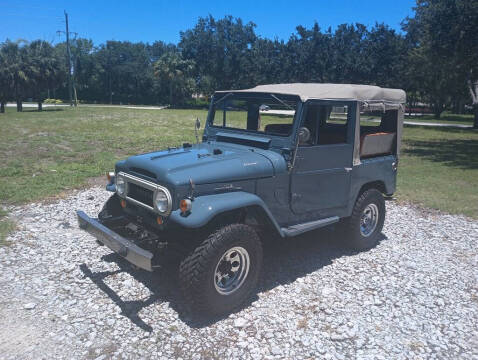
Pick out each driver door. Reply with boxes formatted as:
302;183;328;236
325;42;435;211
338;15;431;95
290;101;356;218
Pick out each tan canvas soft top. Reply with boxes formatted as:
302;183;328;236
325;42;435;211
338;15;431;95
217;83;406;106
216;83;405;164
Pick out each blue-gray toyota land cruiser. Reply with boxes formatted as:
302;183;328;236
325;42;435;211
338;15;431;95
77;83;405;316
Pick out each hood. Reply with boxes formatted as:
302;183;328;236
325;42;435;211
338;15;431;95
122;142;284;186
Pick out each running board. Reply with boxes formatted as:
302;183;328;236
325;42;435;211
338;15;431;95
281;216;339;237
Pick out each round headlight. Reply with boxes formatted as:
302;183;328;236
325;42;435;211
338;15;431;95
116;175;125;195
154;190;169;213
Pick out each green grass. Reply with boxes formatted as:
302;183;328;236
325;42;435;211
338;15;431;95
0;106;207;204
0;106;477;230
398;125;478;218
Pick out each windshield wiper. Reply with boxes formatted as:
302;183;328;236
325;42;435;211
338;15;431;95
270;94;294;111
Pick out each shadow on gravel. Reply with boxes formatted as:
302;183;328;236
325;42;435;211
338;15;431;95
80;227;386;331
79;258;185;332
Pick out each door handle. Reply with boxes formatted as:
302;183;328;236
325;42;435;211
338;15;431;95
344;167;352;172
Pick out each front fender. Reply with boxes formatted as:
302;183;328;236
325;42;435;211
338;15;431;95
168;191;283;235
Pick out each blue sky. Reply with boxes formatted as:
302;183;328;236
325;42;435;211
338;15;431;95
1;0;416;45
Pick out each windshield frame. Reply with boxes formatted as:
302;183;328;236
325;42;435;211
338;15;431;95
206;92;301;138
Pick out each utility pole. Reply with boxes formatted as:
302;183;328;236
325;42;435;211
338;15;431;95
61;10;78;106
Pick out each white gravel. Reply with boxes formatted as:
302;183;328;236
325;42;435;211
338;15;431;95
1;187;477;359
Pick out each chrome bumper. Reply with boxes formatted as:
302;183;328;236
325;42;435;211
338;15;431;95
76;210;153;271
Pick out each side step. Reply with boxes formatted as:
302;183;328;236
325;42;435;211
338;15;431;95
281;216;339;237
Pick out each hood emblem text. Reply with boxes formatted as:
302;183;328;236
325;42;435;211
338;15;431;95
214;184;242;191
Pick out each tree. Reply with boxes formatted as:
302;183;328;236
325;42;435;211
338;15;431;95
406;0;478;125
153;52;195;105
179;15;257;91
365;23;409;88
285;23;333;83
27;40;62;110
92;41;157;104
329;23;370;84
69;38;95;102
249;38;289;85
0;40;32;111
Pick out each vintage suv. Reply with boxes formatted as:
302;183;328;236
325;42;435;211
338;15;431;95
77;83;405;315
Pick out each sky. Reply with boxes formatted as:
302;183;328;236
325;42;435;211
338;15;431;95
1;0;416;45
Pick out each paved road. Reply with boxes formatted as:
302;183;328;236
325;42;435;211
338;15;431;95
366;118;473;129
401;120;472;128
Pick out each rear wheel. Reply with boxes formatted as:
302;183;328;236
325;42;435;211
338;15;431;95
179;224;262;316
343;188;385;251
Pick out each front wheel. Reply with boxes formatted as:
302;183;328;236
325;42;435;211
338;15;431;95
342;188;385;251
179;224;263;316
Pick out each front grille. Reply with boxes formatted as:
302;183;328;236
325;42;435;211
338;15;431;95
127;182;154;208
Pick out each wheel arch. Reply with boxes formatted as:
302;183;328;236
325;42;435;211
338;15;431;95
168;191;284;237
358;180;387;197
346;180;388;218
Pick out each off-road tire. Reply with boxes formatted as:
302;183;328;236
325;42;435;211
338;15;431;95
343;188;385;251
179;224;263;316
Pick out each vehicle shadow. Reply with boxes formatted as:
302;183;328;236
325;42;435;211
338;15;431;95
79;227;386;331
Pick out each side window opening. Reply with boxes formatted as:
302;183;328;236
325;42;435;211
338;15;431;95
359;109;398;159
300;104;349;146
320;105;349;145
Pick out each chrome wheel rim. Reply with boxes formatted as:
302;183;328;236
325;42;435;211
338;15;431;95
214;246;250;295
360;203;379;237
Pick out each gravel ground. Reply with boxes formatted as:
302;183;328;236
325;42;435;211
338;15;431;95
1;187;477;359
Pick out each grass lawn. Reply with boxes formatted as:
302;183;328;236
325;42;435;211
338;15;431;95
0;106;207;203
0;106;477;241
398;125;478;218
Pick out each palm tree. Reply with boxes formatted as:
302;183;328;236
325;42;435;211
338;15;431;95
0;40;30;112
27;40;62;111
153;52;195;105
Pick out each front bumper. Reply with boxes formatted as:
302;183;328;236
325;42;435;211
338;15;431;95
77;210;153;271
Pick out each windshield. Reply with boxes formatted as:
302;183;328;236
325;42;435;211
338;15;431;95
210;93;299;136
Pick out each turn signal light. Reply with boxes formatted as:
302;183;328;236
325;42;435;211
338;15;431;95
156;216;163;225
180;199;192;213
120;199;126;208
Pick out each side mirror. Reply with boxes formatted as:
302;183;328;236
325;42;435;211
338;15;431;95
298;127;311;145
